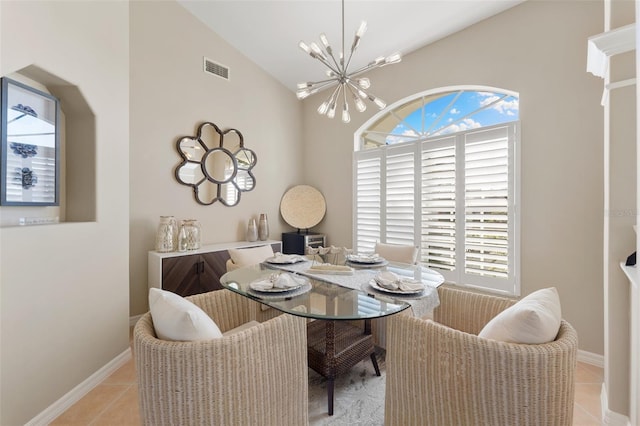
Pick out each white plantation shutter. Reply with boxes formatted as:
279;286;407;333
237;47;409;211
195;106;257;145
421;138;457;277
354;122;519;295
354;153;382;253
5;145;56;203
464;128;509;278
385;146;415;246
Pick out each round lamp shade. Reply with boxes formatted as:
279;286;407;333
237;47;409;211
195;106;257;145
280;185;326;230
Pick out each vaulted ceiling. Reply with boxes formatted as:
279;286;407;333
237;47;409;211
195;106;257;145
177;0;525;92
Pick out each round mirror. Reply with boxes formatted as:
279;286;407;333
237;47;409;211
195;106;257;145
280;185;326;230
203;148;236;184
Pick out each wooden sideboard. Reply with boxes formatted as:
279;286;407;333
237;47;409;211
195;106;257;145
148;240;281;297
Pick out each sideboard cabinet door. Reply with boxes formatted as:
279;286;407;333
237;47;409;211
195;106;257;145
161;255;202;296
150;241;282;298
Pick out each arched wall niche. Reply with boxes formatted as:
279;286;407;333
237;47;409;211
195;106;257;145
0;64;96;226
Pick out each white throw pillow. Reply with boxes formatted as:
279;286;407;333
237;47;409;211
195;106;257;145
228;245;274;267
148;288;222;341
478;287;562;344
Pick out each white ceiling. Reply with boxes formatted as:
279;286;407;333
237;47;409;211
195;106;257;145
177;0;524;92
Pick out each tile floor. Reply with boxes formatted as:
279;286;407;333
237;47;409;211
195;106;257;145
50;346;604;426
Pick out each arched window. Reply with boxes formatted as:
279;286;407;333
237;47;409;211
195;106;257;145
353;87;520;295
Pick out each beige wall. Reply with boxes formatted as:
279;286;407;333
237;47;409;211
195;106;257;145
603;0;636;419
0;0;614;423
129;1;304;317
302;0;605;355
0;1;129;425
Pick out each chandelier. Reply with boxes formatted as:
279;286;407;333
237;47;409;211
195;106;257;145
296;0;402;123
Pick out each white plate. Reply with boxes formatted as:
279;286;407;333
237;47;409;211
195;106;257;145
346;255;386;264
248;282;313;299
264;255;307;264
347;259;388;269
249;282;304;292
368;279;425;295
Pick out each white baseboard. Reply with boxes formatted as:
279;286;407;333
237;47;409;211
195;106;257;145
129;314;143;327
25;348;132;426
601;383;632;426
578;349;605;368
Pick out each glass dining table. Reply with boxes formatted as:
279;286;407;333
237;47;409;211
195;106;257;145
219;258;444;416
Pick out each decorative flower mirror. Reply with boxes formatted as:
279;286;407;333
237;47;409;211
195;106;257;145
1;77;60;206
174;121;257;206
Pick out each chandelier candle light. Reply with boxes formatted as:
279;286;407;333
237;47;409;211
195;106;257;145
296;0;402;123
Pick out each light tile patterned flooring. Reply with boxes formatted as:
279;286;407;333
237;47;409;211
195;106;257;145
50;331;605;425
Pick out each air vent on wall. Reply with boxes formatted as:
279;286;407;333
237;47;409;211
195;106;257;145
203;57;229;80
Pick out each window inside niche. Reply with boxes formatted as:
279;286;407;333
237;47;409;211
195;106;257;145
0;65;96;227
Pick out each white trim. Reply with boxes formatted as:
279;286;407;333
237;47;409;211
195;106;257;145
606;78;637;91
130;314;143;327
25;348;132;426
587;23;636;78
601;383;632;426
590;23;636;57
577;349;604;368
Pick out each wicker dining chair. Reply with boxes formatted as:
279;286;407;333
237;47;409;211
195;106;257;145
374;242;419;265
225;244;275;271
384;285;578;426
134;290;309;426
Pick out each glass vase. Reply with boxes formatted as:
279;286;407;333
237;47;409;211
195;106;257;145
155;216;177;252
177;223;188;252
183;219;201;250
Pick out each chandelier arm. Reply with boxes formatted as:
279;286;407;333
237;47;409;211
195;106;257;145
345;81;358;96
326;83;344;118
349;84;386;109
345;31;365;72
344;46;356;73
322;45;343;73
345;82;366;113
348;62;382;77
311;54;342;76
304;78;340;89
326;84;342;105
345;79;369;97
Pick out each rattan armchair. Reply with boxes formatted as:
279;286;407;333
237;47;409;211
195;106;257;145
385;285;578;426
134;290;309;426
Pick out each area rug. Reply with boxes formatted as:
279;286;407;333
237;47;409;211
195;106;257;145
308;348;386;425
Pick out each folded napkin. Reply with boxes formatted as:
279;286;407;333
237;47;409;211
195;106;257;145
348;253;384;263
307;263;354;274
268;252;305;263
250;273;306;291
374;271;424;292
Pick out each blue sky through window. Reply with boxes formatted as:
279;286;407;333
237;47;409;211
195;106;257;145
386;90;519;144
